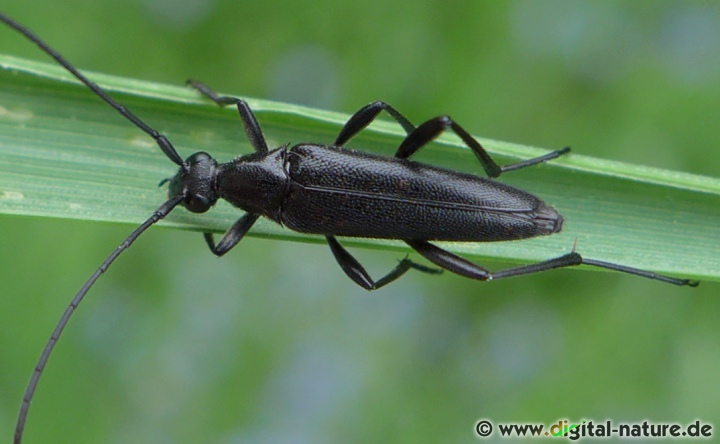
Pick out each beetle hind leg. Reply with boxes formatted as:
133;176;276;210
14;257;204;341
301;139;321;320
406;240;697;286
405;240;492;280
326;236;440;290
406;239;586;281
396;116;570;178
581;258;698;287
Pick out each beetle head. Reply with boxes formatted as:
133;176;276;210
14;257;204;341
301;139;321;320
167;152;219;213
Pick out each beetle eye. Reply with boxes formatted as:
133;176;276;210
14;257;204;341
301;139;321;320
187;152;212;165
185;194;211;213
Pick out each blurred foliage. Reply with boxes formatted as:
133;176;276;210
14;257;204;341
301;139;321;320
0;1;719;443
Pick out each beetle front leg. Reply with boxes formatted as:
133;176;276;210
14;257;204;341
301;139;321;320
334;101;416;146
326;236;440;290
204;213;260;257
396;116;570;178
187;80;268;154
187;79;242;106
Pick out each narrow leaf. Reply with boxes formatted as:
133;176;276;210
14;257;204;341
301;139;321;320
1;54;718;281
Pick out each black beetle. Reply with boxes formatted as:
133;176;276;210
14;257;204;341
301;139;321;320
0;11;697;444
169;82;695;290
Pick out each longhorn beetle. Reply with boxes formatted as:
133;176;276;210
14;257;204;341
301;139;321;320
1;11;698;444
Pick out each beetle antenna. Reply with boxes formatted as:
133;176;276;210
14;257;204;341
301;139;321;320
0;12;185;166
13;195;184;444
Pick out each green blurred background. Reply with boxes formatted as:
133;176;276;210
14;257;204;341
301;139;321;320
1;1;719;442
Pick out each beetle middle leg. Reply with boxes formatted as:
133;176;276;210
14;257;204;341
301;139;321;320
326;236;441;290
397;116;570;178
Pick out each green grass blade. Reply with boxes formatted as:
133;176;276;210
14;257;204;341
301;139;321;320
1;54;719;281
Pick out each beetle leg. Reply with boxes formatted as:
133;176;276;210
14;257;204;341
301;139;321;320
407;239;585;280
396;116;569;178
187;79;241;106
326;236;439;290
490;253;697;286
407;240;697;286
579;258;699;287
405;240;492;280
488;252;584;280
204;213;260;257
187;80;268;154
334;101;416;146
